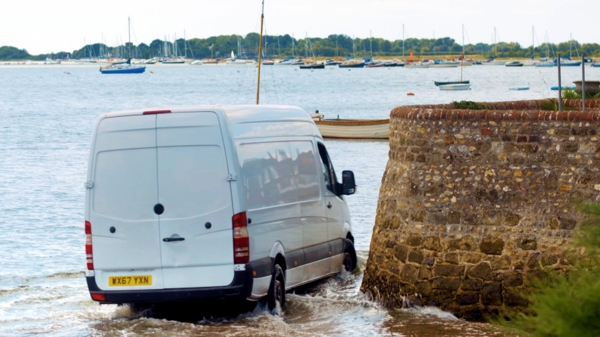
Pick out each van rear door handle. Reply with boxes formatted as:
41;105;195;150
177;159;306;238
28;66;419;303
327;202;332;209
163;237;185;242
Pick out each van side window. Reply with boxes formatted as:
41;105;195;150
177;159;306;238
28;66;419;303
291;141;320;202
239;142;296;209
317;143;339;195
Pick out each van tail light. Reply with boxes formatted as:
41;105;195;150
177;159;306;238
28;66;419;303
91;293;105;301
232;212;249;264
85;221;94;270
143;109;171;115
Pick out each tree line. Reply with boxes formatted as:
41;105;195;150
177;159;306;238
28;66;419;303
2;33;600;60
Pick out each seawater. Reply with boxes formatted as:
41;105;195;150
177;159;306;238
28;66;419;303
0;63;591;336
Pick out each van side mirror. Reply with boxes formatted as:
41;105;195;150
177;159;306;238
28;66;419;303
341;170;356;195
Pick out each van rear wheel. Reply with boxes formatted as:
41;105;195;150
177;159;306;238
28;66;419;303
267;264;285;312
342;252;353;272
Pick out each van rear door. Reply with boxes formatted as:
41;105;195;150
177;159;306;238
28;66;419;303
90;115;162;286
156;112;235;288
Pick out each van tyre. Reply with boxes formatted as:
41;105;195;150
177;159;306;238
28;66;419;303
342;252;353;272
343;239;358;272
267;264;285;312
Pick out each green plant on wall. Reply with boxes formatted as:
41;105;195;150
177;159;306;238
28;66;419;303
495;203;600;337
451;101;488;110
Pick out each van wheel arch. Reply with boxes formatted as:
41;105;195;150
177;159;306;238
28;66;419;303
346;232;354;244
274;254;287;275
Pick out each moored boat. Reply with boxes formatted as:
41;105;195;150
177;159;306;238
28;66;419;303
100;59;146;74
311;114;389;139
339;59;365;68
434;80;470;86
299;63;325;69
505;61;524;67
439;83;471;91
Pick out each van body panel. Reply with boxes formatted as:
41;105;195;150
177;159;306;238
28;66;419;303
247;207;303;264
156;112;235;288
90;115;162;280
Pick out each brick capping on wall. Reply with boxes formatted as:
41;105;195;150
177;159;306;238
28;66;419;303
360;99;600;321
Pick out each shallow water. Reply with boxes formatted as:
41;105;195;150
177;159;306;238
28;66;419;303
1;63;587;336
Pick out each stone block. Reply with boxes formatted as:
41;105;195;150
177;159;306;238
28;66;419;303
481;282;503;306
431;277;462;290
483;210;502;226
540;253;559;267
518;236;538;251
461;278;483;291
415;281;432;296
422;257;436;267
490;255;511;270
544;173;559;191
501;272;524;288
394;245;409;262
433;264;465;277
461;252;482;264
445;252;460;264
468;262;493;281
456;292;480;306
426;210;447;225
558;217;576;230
408;250;424;264
479;236;505;255
448;211;461;224
548;217;559;229
563;142;579;153
448;236;478;252
526;252;541;270
504;212;521;227
407;235;423;246
418;267;432;280
422;236;442;251
400;264;420;283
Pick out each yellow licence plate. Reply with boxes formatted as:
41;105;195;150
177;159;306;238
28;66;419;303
108;275;152;287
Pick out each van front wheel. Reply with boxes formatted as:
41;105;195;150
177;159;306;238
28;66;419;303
267;264;285;312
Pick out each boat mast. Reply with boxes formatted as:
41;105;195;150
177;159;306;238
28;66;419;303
256;0;265;105
402;24;405;57
128;17;131;60
532;26;535;59
370;30;373;60
569;33;572;58
461;24;464;81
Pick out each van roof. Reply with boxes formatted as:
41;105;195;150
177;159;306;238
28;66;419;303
102;105;311;123
100;104;321;140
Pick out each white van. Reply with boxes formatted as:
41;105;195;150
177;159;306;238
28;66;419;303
84;105;357;310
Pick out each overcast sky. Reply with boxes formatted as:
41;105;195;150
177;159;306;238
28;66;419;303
2;0;598;55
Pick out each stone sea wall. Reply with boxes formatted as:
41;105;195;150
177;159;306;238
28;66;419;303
361;99;600;320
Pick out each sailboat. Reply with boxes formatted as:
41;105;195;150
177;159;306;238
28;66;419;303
437;25;470;90
554;34;582;67
299;35;324;69
100;18;146;74
535;32;554;67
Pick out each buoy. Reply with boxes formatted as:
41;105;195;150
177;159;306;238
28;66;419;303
407;92;415;96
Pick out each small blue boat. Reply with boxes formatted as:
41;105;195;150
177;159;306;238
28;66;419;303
509;86;530;91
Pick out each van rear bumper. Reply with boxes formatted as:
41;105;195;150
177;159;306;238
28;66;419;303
87;264;253;304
